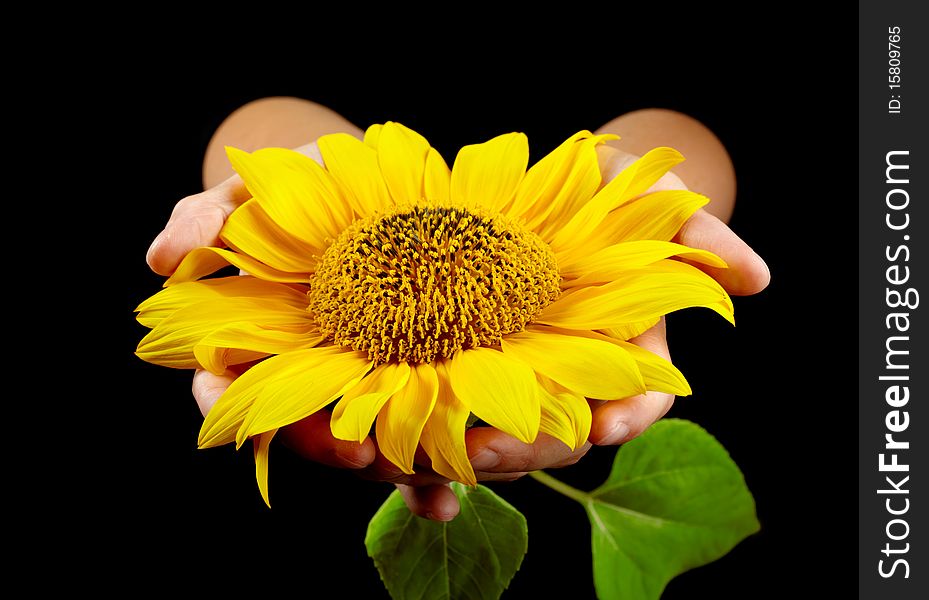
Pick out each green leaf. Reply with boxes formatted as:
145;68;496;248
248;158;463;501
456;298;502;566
586;419;760;600
365;482;528;600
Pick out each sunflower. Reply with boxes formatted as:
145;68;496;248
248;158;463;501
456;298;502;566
136;122;732;506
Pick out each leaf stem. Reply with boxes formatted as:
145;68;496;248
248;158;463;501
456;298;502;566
528;470;591;504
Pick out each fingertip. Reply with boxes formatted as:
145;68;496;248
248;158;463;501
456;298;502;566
426;487;460;522
589;392;675;445
145;231;178;276
466;428;587;473
145;193;232;277
699;249;770;296
740;249;771;295
336;436;377;469
676;210;771;296
191;369;236;417
397;484;460;521
280;412;376;469
589;412;630;446
466;427;519;470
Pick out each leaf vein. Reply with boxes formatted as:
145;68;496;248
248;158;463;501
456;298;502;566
592;464;732;495
587;501;619;551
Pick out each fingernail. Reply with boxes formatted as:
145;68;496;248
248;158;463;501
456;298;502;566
597;422;630;445
469;448;500;470
425;510;454;522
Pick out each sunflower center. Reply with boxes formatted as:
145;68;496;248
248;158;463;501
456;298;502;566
308;205;560;364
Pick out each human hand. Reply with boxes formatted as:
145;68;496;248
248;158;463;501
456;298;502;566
398;145;770;519
146;138;769;522
147;140;546;521
579;144;770;445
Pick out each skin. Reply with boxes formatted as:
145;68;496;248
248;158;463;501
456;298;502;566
149;98;770;522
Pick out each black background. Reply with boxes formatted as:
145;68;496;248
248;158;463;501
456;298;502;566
122;16;854;598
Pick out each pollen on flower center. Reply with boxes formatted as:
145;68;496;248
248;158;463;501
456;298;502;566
308;205;561;364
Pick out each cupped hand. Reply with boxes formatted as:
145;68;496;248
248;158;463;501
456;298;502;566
148;140;769;522
396;145;769;519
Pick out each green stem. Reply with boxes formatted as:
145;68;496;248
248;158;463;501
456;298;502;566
528;470;591;504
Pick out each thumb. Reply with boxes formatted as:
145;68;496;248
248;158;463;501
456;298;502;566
675;208;770;296
192;368;236;417
395;483;461;522
146;176;249;276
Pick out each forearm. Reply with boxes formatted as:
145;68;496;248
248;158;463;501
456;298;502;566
202;97;362;189
202;100;738;224
595;109;736;223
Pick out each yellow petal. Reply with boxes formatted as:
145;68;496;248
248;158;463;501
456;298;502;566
197;346;360;448
330;362;411;443
538;260;734;330
318;133;392;217
506;131;587;219
135;277;307;329
531;135;618;240
535;326;691;396
611;339;691;396
220;199;320;274
253;428;277;508
137;297;313;369
558;190;709;267
419;360;476;485
561;240;726;288
226;146;349;249
166;247;309;286
424;147;451;204
234;348;372;447
376;122;430;204
600;189;710;243
194;322;323;375
506;132;615;231
364;124;382;149
375;363;439;474
448;348;539;444
551;147;684;252
450;132;528;211
501;330;645;400
253;146;354;230
199;349;339;448
603;147;686;204
537;375;592;451
601;318;660;341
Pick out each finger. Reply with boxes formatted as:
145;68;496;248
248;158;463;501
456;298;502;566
191;368;376;469
415;446;528;481
191;368;236;417
417;440;531;481
278;411;376;469
148;142;325;276
675;208;770;296
589;319;674;445
475;471;532;482
466;428;592;473
597;145;768;296
395;483;460;522
589;391;674;445
357;443;450;486
146;176;250;276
